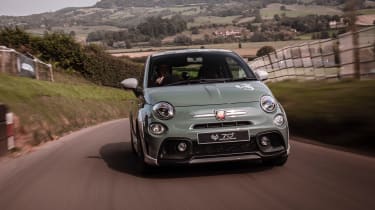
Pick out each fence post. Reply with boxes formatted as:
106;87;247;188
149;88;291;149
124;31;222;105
0;51;5;73
318;40;327;79
34;58;40;80
297;46;308;80
307;43;317;80
0;104;8;155
48;64;54;82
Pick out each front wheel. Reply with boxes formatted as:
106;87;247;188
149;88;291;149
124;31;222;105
133;127;153;174
129;118;137;155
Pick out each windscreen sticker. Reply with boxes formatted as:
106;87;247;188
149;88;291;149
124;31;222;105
235;83;255;91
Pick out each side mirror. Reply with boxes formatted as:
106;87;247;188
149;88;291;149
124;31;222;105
121;78;142;96
121;78;138;89
255;70;269;81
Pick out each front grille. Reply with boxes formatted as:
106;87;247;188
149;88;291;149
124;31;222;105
193;121;252;129
193;137;257;157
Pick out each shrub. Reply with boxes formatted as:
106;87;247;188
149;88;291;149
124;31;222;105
256;46;276;57
174;34;192;45
0;27;143;87
32;32;85;71
83;45;143;87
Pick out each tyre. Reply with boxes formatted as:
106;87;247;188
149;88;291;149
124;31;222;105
129;117;137;155
133;125;152;174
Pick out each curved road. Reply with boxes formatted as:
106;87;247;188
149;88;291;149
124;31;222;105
0;119;374;210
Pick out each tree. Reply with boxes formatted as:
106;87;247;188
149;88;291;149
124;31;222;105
174;34;192;46
33;32;85;71
191;27;199;35
125;40;132;49
254;13;262;23
149;38;162;47
274;14;281;21
0;27;32;53
320;31;330;39
246;23;258;32
250;32;268;42
256;46;276;57
69;31;76;37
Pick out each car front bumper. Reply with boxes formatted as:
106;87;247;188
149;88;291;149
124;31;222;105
140;102;290;166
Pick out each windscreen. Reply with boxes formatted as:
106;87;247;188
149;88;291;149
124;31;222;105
148;52;256;87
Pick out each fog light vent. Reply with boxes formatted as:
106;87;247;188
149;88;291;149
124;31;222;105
177;142;188;152
149;123;166;135
260;136;271;147
273;114;285;127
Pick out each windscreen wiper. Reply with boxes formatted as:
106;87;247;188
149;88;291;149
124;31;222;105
166;79;205;86
166;78;229;86
228;77;258;82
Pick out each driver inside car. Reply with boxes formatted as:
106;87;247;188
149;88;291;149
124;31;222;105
154;64;177;86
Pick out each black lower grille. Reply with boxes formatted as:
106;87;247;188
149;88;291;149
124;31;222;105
193;137;257;157
159;139;192;160
193;121;252;129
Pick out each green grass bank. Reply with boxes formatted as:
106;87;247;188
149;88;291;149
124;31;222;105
0;73;134;149
269;80;375;151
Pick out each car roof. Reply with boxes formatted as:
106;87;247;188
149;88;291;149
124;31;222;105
151;49;234;58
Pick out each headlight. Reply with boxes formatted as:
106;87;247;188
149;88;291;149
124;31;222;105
260;95;277;113
152;102;175;120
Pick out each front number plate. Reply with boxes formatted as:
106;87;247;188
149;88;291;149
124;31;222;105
198;130;250;144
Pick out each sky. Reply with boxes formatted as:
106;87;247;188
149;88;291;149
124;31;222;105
0;0;99;16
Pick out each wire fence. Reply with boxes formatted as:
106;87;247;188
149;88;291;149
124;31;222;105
248;26;375;82
0;46;53;81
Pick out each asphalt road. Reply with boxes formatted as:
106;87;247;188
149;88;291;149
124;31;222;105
0;119;374;210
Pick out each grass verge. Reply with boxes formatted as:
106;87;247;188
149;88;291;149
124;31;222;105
268;80;375;151
0;73;134;151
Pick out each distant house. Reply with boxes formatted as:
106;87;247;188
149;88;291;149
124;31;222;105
213;30;242;38
356;15;375;26
329;21;337;28
112;41;126;48
329;18;347;29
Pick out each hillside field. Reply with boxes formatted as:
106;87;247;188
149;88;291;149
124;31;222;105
0;72;134;152
260;3;343;19
107;40;308;58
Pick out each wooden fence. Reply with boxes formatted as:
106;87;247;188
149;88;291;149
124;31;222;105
0;46;54;81
248;26;375;82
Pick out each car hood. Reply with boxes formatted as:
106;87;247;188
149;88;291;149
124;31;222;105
144;81;273;107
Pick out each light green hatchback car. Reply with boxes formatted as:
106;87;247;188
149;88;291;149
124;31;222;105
122;49;290;168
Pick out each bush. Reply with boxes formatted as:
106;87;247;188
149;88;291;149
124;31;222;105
0;27;143;88
256;46;276;57
83;45;143;87
149;38;162;47
174;34;192;45
191;27;200;35
32;32;85;71
0;27;34;54
250;32;268;42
